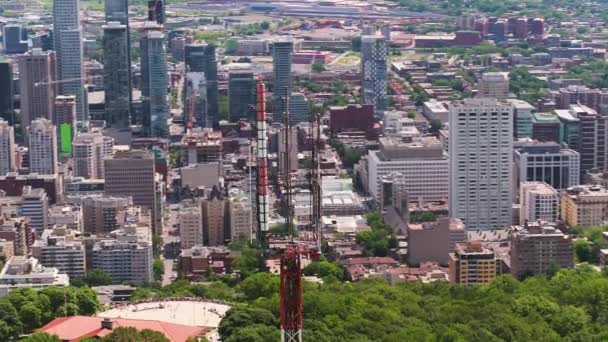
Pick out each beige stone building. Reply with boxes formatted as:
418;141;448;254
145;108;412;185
561;185;608;227
202;187;227;246
449;241;497;286
179;204;203;249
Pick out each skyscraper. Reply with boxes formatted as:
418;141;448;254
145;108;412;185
184;44;218;125
104;150;159;234
148;0;165;24
104;0;128;24
228;71;255;121
2;24;28;54
72;132;114;179
202;186;227;246
184;72;208;128
271;40;293;123
0;119;16;175
361;35;387;116
449;98;513;230
53;0;88;121
0;60;14;124
53;95;76;155
17;49;56;134
28;118;58;175
103;22;131;129
141;31;168;137
477;72;510;99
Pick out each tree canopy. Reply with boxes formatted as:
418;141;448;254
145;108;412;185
220;266;608;341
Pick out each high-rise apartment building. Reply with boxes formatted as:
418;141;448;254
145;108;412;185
272;40;293;122
184;44;218;124
81;195;132;234
104;0;128;24
0;120;16;175
53;0;87;121
514;140;580;190
509;223;573;279
2;24;28;54
17;49;56;133
53;96;76;155
449;98;513;230
228;71;256;121
519;181;559;225
90;226;153;284
477;72;509;99
0;60;14;124
141;31;168;137
202;187;227;246
179;205;203;249
508;99;534;139
184;72;208;128
148;0;165;24
561;184;608;227
361;35;387;116
449;241;497;286
32;226;86;278
288;93;310;124
72;132;114;179
19;187;49;233
368;136;449;203
228;190;252;241
575;105;608;175
407;218;466;266
28;118;58;175
103;22;131;129
104;150;160;234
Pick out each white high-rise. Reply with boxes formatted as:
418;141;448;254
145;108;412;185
0;119;15;175
53;0;88;121
519;181;559;225
28;118;58;175
72;132;114;179
449;98;514;230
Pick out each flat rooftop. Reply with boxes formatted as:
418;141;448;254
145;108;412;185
99;300;231;329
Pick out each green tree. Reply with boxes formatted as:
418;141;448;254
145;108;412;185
429;119;443;134
76;269;112;287
100;327;169;342
224;38;237;55
21;333;62;342
260;21;270;30
574;239;593;263
20;303;42;332
237;273;280;301
153;257;165;282
311;62;326;73
0;301;23;340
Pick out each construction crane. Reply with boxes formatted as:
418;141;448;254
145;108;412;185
34;76;99;87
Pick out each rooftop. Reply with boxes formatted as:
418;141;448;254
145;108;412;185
39;316;209;342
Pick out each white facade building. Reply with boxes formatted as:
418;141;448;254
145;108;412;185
32;226;86;278
72;132;114;179
368;136;448;203
0;256;69;297
519;182;559;225
449;98;514;230
477;72;509;99
179;205;203;249
28;118;58;175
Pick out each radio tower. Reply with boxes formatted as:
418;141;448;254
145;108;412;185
279;90;303;342
255;77;269;249
311;113;322;251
